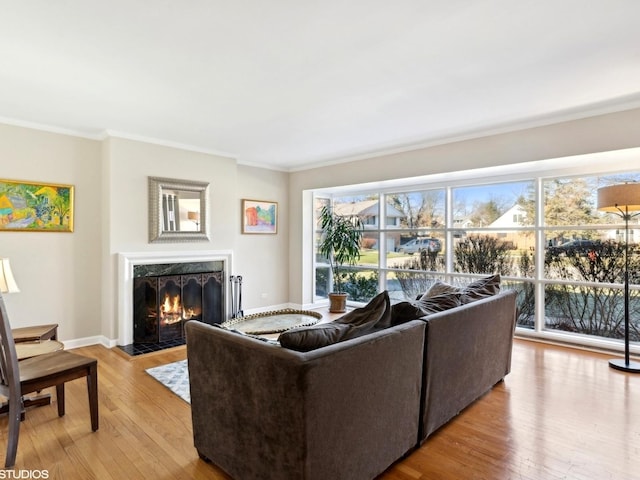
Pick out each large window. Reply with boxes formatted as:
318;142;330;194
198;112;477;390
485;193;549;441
312;161;640;352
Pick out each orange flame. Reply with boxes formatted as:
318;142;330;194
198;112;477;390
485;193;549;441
160;293;182;324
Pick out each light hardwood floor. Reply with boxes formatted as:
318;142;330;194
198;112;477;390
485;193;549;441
1;339;639;479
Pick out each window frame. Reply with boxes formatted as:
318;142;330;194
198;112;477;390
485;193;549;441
310;148;640;355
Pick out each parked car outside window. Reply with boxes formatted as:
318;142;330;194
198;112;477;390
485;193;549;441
547;239;600;256
398;238;442;255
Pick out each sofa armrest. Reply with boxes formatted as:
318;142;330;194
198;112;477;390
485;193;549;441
185;319;426;480
419;289;517;442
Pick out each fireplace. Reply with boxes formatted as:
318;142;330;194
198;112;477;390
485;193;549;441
133;263;225;343
117;251;232;351
133;262;224;345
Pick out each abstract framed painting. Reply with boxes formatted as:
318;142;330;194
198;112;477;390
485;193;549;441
242;199;278;234
0;178;74;232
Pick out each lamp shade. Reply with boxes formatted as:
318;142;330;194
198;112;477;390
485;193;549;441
0;258;20;293
597;183;640;213
187;211;199;221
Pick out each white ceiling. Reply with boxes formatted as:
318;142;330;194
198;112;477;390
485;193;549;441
2;1;640;171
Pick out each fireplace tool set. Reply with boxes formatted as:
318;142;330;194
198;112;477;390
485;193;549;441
230;275;243;319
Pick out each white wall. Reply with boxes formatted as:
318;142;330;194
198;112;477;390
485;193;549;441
288;107;640;305
235;165;289;310
0;123;102;341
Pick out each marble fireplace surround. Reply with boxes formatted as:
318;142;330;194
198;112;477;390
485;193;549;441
117;250;233;346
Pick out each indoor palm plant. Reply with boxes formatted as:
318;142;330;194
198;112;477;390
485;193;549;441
318;205;363;312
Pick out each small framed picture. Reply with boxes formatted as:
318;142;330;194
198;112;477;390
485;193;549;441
242;199;278;234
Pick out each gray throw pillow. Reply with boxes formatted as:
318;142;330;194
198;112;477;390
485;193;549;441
277;322;352;351
336;290;392;329
421;280;460;299
418;274;501;304
460;274;501;302
278;291;391;351
391;292;462;325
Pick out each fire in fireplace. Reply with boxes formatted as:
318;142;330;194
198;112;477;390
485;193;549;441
133;262;224;345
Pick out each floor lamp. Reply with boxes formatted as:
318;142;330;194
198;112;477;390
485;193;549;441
597;183;640;373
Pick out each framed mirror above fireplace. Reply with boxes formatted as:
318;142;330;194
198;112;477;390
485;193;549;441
148;176;210;243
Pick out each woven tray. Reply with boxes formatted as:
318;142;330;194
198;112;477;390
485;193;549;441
220;309;322;335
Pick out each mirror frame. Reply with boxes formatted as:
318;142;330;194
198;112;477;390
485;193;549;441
148;176;210;243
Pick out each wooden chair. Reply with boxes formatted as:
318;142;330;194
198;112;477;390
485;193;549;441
0;293;99;468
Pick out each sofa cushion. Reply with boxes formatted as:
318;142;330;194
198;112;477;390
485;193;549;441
338;290;392;329
278;291;391;351
391;292;462;325
277;322;352;351
461;274;501;302
421;280;460;299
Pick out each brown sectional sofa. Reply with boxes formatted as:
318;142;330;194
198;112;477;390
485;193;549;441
185;288;517;480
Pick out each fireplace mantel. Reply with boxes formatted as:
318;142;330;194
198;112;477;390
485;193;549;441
117;250;233;345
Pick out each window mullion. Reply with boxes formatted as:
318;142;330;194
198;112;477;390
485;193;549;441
535;178;545;333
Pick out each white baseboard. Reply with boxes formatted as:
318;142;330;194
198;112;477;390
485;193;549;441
62;335;113;350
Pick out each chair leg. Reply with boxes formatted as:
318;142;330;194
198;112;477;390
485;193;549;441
5;394;23;468
87;363;99;431
56;383;65;417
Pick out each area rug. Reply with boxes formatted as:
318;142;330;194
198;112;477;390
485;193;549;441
146;359;190;404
